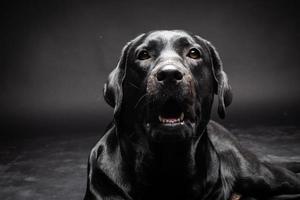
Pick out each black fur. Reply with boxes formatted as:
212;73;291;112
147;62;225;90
84;30;300;200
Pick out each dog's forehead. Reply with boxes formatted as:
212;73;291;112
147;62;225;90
143;30;195;46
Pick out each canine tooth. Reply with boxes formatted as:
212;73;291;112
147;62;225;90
180;113;184;121
159;115;163;122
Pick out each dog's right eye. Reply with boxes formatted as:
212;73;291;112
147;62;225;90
137;50;151;60
187;48;201;59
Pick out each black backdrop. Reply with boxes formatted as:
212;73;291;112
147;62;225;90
1;0;299;137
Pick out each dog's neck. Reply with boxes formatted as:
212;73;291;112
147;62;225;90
118;123;220;198
148;139;197;176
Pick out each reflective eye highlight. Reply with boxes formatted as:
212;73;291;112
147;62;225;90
187;48;201;59
137;50;151;60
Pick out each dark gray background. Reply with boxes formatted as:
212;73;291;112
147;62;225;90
1;0;299;133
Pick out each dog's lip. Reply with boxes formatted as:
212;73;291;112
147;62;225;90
146;121;185;128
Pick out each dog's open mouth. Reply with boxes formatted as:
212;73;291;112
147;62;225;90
157;99;187;125
145;95;195;129
146;97;196;140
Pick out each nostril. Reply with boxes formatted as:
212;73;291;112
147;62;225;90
157;71;166;81
174;71;183;80
156;65;184;82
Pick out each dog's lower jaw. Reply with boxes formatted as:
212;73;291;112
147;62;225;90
147;122;196;142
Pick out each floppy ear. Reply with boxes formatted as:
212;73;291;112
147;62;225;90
103;34;145;120
205;41;233;119
103;42;131;119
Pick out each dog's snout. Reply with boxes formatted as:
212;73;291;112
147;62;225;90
156;65;183;83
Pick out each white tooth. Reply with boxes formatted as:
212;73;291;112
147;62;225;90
180;113;184;121
159;115;163;122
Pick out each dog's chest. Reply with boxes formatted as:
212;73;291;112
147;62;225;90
130;141;227;200
132;160;223;200
132;177;225;200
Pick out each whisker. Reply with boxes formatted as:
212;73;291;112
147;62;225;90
128;82;141;90
134;93;148;109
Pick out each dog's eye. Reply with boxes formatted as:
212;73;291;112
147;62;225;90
187;48;201;59
137;50;151;60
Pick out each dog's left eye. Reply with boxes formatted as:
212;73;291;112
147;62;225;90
137;50;151;60
187;48;201;59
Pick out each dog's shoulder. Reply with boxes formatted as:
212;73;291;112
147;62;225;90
85;123;133;199
207;120;268;179
206;120;239;149
89;123;120;167
206;122;300;198
207;120;260;163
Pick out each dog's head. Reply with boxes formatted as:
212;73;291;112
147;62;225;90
104;30;232;141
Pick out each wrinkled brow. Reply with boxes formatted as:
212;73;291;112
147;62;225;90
137;38;165;51
147;39;161;49
173;37;194;48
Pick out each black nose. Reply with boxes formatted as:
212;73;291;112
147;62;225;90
156;65;183;82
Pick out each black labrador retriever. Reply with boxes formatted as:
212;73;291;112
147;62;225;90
84;30;300;200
